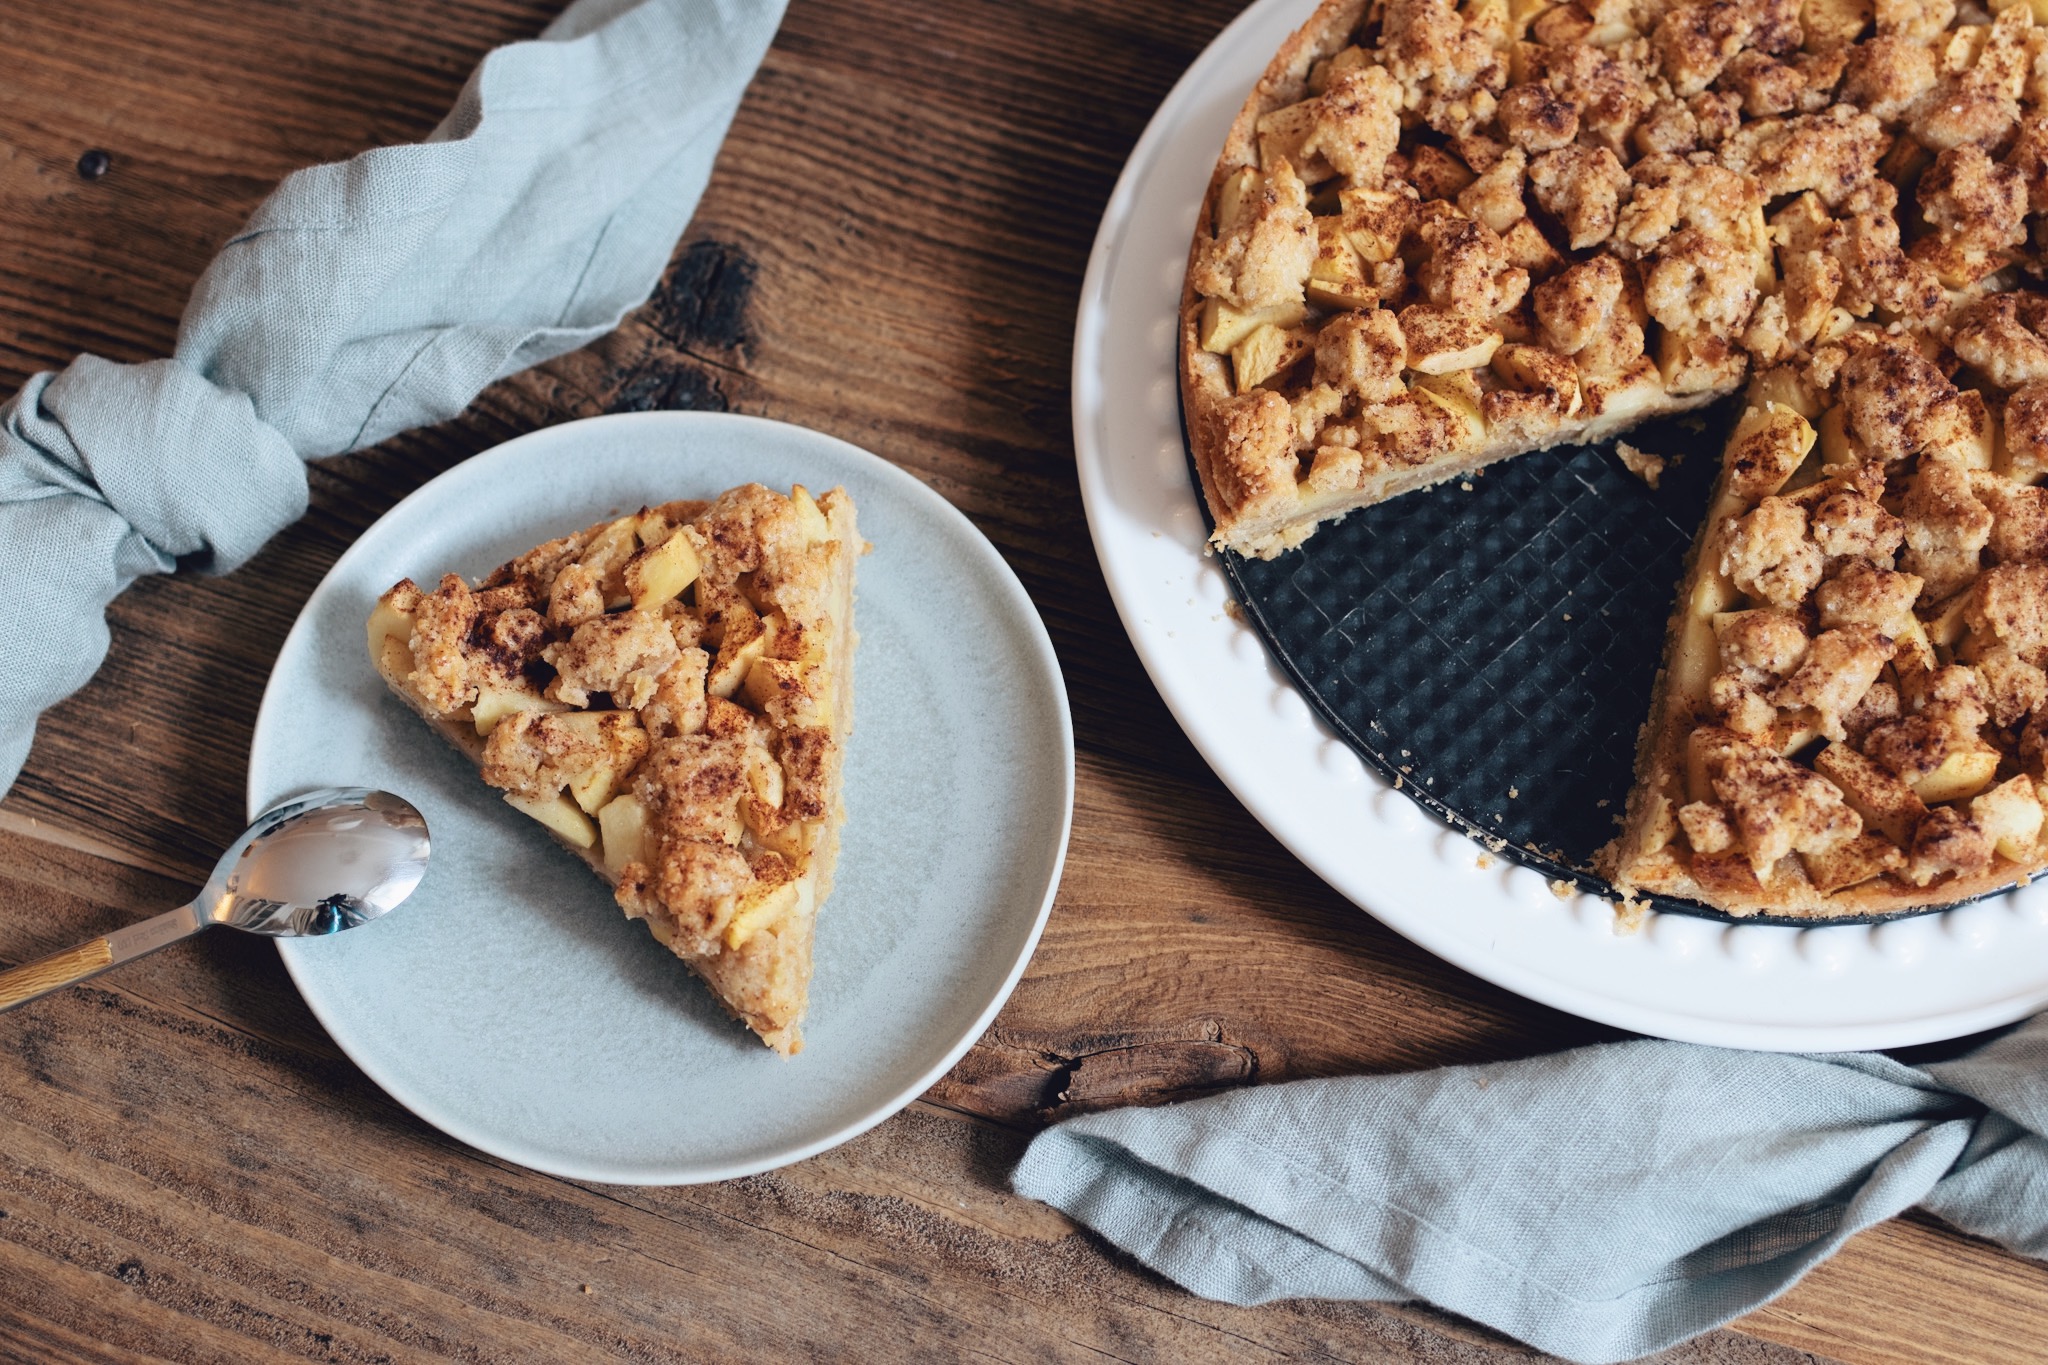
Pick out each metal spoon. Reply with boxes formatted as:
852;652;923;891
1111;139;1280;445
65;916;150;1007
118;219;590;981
0;788;429;1013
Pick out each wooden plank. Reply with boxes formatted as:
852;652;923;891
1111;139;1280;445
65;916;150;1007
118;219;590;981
1742;1215;2048;1365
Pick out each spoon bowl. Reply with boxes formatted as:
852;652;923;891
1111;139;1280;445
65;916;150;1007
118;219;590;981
0;787;430;1012
206;788;430;937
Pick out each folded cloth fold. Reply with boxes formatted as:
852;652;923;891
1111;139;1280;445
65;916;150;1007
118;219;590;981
1012;1015;2048;1364
0;0;787;791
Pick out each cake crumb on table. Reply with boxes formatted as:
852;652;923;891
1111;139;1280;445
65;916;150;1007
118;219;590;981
1615;442;1665;491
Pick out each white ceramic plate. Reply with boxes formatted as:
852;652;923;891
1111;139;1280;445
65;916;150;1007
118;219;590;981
1073;0;2048;1051
250;412;1072;1183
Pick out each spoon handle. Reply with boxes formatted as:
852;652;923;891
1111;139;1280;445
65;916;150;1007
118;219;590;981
0;903;205;1012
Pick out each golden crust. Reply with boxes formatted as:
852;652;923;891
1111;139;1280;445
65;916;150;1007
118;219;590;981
368;486;861;1053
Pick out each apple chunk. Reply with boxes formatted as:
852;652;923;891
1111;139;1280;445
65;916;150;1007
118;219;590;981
366;599;415;661
580;516;642;609
504;790;596;849
624;530;701;611
598;792;652;875
757;817;817;862
790;485;832;544
724;878;801;950
1199;297;1306;354
708;614;774;699
472;683;570;736
1814;742;1927;846
375;635;414;687
743;656;825;726
1912;748;2000;805
1971;775;2043;861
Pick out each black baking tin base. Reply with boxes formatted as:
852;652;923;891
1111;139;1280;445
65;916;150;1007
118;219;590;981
1203;398;2006;928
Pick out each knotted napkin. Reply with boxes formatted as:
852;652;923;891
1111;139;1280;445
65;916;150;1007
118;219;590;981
0;0;786;792
1013;1013;2048;1364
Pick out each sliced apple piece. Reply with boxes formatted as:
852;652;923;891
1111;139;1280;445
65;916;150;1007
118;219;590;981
472;683;571;736
1891;613;1937;675
1971;774;2043;860
1658;328;1742;395
743;656;826;727
708;617;773;699
1509;0;1558;36
1307;218;1377;311
1254;100;1328;179
1912;748;2001;805
1723;402;1815;502
539;710;649;814
1215;165;1260;235
580;516;642;609
367;598;415;657
375;635;414;687
1801;832;1905;894
1814;742;1928;846
1401;307;1502;375
598;792;652;875
725;878;800;951
1770;709;1823;758
758;819;818;863
569;765;623;817
624;528;702;612
1338;186;1413;263
1199;297;1308;354
1412;378;1486;444
1231;323;1313;390
790;485;832;544
1816;405;1867;468
504;790;597;849
1747;365;1821;419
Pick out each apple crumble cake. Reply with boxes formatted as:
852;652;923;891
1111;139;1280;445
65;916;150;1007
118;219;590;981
1187;0;2048;914
367;484;861;1054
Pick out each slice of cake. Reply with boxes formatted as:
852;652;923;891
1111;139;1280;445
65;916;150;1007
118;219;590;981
367;483;862;1053
1605;324;2048;916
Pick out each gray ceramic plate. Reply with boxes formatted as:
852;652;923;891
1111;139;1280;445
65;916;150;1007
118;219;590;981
249;412;1073;1184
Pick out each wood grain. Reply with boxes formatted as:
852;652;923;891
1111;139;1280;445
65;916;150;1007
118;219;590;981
0;936;114;1012
0;1;2042;1361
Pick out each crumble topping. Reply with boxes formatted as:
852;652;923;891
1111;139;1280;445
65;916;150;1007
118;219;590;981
1191;0;2048;913
1187;0;2048;567
1611;316;2048;910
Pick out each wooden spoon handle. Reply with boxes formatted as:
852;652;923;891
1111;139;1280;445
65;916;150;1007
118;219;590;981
0;904;204;1012
0;938;115;1011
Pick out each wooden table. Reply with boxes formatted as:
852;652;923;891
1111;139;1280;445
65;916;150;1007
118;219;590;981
1;2;2042;1360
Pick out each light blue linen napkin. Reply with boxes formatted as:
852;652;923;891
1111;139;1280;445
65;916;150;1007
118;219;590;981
0;0;786;792
1013;1015;2048;1364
